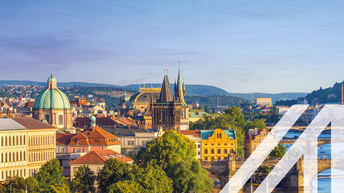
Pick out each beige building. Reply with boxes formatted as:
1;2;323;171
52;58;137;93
256;98;272;106
244;129;269;158
69;149;133;187
0;117;56;181
181;130;201;159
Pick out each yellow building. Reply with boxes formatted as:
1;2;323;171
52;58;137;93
256;98;272;106
201;129;237;161
0;117;57;181
244;129;269;158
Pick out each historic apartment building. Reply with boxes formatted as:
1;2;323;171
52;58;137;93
201;129;237;161
0;117;56;181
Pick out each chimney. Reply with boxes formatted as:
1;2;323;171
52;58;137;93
216;97;219;107
341;84;343;104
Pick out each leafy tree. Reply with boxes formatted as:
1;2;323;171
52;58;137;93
49;184;71;193
129;165;173;193
25;177;40;193
270;144;286;159
35;159;68;193
244;118;266;132
70;165;96;193
205;105;210;113
268;105;279;123
1;176;39;193
135;130;196;171
107;180;143;193
167;156;213;193
257;166;271;175
97;158;132;193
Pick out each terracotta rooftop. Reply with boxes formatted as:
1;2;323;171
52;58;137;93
69;149;133;165
11;117;56;129
181;130;201;138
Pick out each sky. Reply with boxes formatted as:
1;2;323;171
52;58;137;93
0;0;343;93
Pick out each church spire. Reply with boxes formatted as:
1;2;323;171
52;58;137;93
158;69;173;103
175;64;186;105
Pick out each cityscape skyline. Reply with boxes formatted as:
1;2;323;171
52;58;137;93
1;1;343;93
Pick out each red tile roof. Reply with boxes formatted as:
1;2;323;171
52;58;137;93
56;133;76;145
11;117;56;129
181;130;201;138
69;150;133;164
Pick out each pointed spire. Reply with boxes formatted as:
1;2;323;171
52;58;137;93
175;64;186;106
158;72;173;103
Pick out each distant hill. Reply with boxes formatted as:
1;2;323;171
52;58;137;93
304;81;344;104
0;80;306;103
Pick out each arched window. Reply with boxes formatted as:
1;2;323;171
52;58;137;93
20;152;22;161
16;152;19;162
230;149;234;154
9;152;11;162
218;149;221;154
9;137;11;146
211;149;214;154
1;136;3;147
1;153;3;163
224;149;228;154
13;136;15;146
16;136;18;145
5;153;7;162
23;136;25;145
204;149;208;154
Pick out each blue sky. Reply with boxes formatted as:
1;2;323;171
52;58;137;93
0;0;343;93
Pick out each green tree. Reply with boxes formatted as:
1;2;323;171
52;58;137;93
129;164;173;193
70;165;96;193
97;158;132;193
167;156;213;193
49;184;71;193
268;105;280;124
257;166;271;175
244;118;266;132
270;144;286;159
107;180;143;193
205;105;210;113
135;130;195;171
35;159;68;193
1;176;39;193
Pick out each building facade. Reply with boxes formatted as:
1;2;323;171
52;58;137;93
32;74;73;129
0;118;56;181
147;68;189;133
181;130;201;159
201;129;237;161
244;129;269;158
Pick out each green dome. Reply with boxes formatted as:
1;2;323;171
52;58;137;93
33;88;71;110
47;75;56;82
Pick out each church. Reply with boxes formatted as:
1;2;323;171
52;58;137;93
146;67;189;133
32;74;73;129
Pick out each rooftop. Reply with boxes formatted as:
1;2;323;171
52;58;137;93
69;149;133;165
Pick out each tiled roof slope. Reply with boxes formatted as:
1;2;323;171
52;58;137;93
69;150;133;164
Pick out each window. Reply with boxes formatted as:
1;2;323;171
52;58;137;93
142;141;146;145
224;149;228;154
218;157;221;161
205;157;208;161
211;149;214;154
218;149;221;154
82;148;84;152
230;149;234;154
204;149;208;154
58;115;63;125
198;151;200;155
73;148;75;153
198;144;200;148
127;141;130;145
218;143;220;145
73;167;78;172
97;167;101;172
131;141;134;145
225;143;227;145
